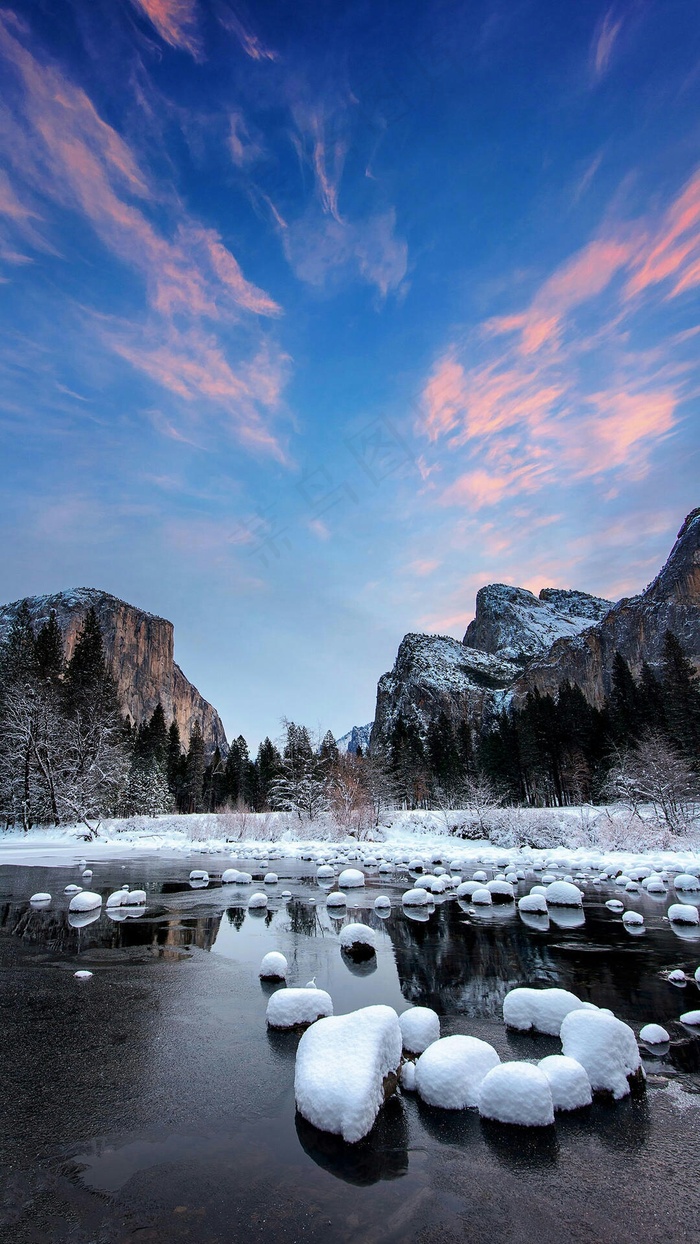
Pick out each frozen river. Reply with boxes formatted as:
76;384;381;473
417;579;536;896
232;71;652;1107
1;851;699;1243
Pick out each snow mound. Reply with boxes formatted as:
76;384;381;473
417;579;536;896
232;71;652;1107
668;969;687;984
124;889;146;906
680;1010;700;1026
106;890;129;908
74;970;93;980
674;874;700;891
487;879;515;902
294;1005;402;1143
234;871;253;884
326;891;347;908
503;987;597;1036
669;904;700;925
402;888;431;907
415;1035;500;1109
64;884;81;894
538;1055;592;1110
339;923;377;953
471;887;493;906
374;895;391;910
264;872;278;885
639;1023;670;1045
29;892;51;904
399;1006;440;1055
478;1062;554;1126
338;868;365;888
560;1010;642;1099
222;869;239;883
400;1060;417;1091
259;951;288;980
248;892;268;908
68;890;102;912
267;988;333;1030
518;893;547;914
189;869;209;881
622;911;644;927
317;865;335;879
457;881;481;898
545;880;583;907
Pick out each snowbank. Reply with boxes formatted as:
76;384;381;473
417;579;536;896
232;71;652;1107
560;1010;643;1099
266;988;333;1030
503;987;596;1036
294;1005;402;1143
415;1035;500;1109
478;1062;554;1126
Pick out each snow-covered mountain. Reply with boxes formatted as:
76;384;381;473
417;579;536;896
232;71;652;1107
463;585;612;664
336;723;373;754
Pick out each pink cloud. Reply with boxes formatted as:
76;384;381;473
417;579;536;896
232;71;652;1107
591;9;623;79
219;9;278;62
130;0;202;58
625;170;700;299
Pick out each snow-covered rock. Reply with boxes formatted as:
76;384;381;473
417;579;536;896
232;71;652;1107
639;1023;670;1045
338;868;365;888
402;887;431;907
400;1060;417;1091
545;880;583;907
669;904;700;925
29;892;51;904
680;1010;700;1026
294;1005;402;1143
74;970;93;980
64;884;81;894
222;869;240;883
471;887;493;906
622;910;644;927
399;1006;440;1055
264;872;278;885
234;871;253;885
266;988;333;1030
124;889;146;906
374;895;391;910
673;873;700;891
326;891;347;908
537;1055;592;1110
339;923;377;954
478;1062;554;1126
487;879;515;902
106;889;129;907
518;893;547;914
316;865;335;879
189;869;209;881
248;892;268;908
259;952;288;980
68;890;102;912
503;987;596;1036
560;1010;643;1099
415;1035;500;1109
668;969;687;984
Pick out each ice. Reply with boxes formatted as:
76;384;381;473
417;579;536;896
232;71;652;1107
538;1054;592;1110
294;1005;402;1143
503;987;597;1036
673;874;700;891
560;1010;642;1099
221;869;239;882
68;890;102;912
248;892;268;908
339;922;377;952
518;894;547;914
74;970;93;980
399;1006;440;1054
639;1023;670;1045
415;1035;500;1109
259;951;288;980
471;887;492;906
402;887;431;906
545;880;583;907
680;1010;700;1025
266;987;333;1029
338;868;365;888
669;904;700;925
478;1062;554;1126
29;892;51;904
326;891;347;908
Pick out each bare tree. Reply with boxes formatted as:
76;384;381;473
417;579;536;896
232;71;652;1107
603;732;699;836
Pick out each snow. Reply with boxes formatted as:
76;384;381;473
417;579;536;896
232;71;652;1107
233;872;253;885
335;723;373;755
478;1062;555;1127
545;880;583;907
518;893;547;914
503;987;597;1036
415;1035;500;1109
106;889;129;907
264;872;278;885
399;1006;440;1054
696;966;700;983
400;1060;417;1091
326;891;347;908
125;889;146;905
668;904;700;925
457;881;481;898
606;899;624;912
402;888;431;907
294;1005;402;1143
339;923;377;952
487;879;514;901
471;887;492;905
622;910;644;927
673;874;700;891
639;1023;670;1045
668;969;687;984
259;952;288;980
374;895;391;910
538;1055;592;1110
560;1010;642;1100
74;970;93;980
221;869;239;883
189;869;209;881
64;884;81;894
68;890;102;912
338;868;365;888
266;987;333;1030
29;892;51;904
248;892;268;908
680;1010;700;1026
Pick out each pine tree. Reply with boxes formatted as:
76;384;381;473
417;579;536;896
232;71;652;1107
661;631;700;755
35;611;64;684
319;729;340;767
184;721;205;813
255;737;282;808
167;721;183;795
608;652;642;744
0;601;37;687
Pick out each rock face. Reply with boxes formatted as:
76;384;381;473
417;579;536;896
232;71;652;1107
336;723;373;754
371;508;700;748
0;588;227;754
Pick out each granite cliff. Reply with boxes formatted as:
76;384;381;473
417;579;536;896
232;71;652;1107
371;508;700;751
0;588;227;755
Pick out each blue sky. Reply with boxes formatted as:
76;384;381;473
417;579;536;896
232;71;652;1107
1;0;699;747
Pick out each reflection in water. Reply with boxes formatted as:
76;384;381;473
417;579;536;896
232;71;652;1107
295;1095;409;1186
480;1117;559;1170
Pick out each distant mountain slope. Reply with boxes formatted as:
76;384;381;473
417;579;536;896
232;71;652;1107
335;723;373;754
0;588;227;755
371;507;700;751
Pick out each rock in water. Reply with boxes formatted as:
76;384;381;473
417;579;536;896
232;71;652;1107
503;987;597;1036
478;1062;555;1126
537;1055;592;1110
415;1035;500;1109
560;1010;644;1100
259;952;288;981
399;1007;440;1055
294;1005;402;1143
266;988;333;1030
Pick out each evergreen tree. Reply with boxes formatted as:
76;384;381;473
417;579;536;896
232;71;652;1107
35;611;64;684
319;729;340;767
167;721;183;797
608;652;642;744
183;721;205;813
661;631;700;755
255;737;282;808
0;601;37;686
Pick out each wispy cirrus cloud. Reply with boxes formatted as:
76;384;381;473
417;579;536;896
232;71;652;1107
419;169;700;510
591;9;624;81
0;10;289;461
130;0;202;59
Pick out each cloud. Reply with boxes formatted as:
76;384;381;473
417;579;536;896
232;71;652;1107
418;170;700;510
283;206;407;296
130;0;202;58
0;12;289;460
591;9;623;80
218;6;278;62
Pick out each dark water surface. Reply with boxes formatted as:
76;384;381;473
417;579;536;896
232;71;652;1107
1;853;700;1244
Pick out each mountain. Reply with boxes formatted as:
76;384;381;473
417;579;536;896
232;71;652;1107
371;507;700;751
336;723;374;754
0;588;227;755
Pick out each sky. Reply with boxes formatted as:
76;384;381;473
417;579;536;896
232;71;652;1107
1;0;699;749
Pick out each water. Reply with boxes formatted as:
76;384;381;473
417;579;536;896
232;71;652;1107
1;853;699;1243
